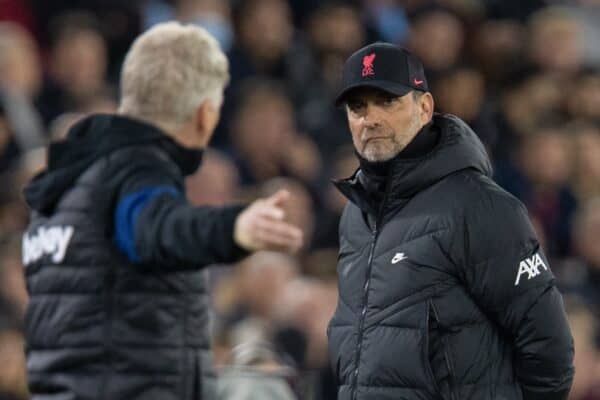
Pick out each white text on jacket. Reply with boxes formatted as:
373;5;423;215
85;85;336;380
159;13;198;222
514;253;548;286
22;226;74;266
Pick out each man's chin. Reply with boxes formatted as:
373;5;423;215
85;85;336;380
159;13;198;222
361;146;398;162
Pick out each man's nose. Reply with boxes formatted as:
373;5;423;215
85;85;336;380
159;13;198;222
362;105;381;127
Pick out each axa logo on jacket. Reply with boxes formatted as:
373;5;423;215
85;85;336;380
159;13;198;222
514;252;548;286
22;225;74;266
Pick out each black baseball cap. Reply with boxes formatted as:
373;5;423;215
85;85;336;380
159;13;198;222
335;42;428;106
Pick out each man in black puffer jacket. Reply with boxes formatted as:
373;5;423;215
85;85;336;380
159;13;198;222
327;42;574;400
21;23;302;400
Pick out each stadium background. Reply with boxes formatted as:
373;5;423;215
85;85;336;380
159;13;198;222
0;0;599;398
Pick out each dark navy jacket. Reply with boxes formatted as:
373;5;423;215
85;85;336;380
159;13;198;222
22;114;247;400
327;114;574;400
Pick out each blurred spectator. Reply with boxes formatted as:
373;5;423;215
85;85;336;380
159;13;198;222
565;69;600;122
215;318;271;367
0;241;27;399
297;2;365;156
483;0;546;21
564;298;600;400
313;145;357;249
362;0;410;44
214;0;313;148
571;121;600;202
493;69;563;162
305;3;365;93
229;0;295;83
272;277;338;400
0;0;37;36
211;251;303;395
211;252;299;354
229;79;322;186
302;248;339;281
0;23;42;99
0;103;20;172
527;7;585;78
186;149;240;206
503;71;563;136
0;22;46;166
142;0;234;52
0;236;28;320
75;86;118;115
176;0;233;51
217;340;297;400
408;7;466;77
472;20;527;89
273;278;336;369
0;329;28;400
236;252;300;321
0;147;44;237
433;68;486;122
141;0;174;31
569;1;600;66
432;65;499;151
506;127;578;257
36;11;111;125
562;198;600;311
47;12;107;97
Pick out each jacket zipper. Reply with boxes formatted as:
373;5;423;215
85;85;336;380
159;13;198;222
351;175;393;400
430;301;458;400
351;224;378;400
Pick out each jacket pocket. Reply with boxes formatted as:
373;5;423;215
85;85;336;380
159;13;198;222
427;299;458;400
425;300;442;395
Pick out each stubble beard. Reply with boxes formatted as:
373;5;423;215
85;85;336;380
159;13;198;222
359;113;422;162
361;136;403;162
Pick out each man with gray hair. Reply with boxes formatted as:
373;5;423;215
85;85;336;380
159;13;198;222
21;22;303;400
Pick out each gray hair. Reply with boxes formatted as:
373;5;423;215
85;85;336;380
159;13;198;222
118;22;229;130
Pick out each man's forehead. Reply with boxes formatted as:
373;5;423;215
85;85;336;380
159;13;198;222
345;86;407;101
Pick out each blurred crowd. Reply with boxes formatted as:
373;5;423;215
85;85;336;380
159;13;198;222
0;0;599;399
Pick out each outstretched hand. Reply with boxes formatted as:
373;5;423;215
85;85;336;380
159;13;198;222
234;190;304;254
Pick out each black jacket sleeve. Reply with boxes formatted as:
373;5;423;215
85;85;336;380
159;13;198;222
456;192;574;400
114;157;249;268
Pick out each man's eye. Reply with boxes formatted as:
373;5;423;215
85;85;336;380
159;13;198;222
347;101;365;111
381;97;396;106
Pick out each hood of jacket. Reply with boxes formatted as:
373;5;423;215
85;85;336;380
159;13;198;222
24;114;203;215
335;113;493;216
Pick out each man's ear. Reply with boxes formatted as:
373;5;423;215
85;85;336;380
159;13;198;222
194;99;217;147
420;92;435;124
195;100;209;139
193;97;221;148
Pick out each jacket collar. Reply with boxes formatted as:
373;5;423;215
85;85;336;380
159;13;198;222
24;114;203;214
334;113;493;219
